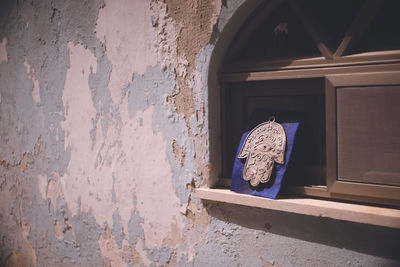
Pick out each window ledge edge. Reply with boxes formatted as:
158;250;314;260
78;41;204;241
195;188;400;229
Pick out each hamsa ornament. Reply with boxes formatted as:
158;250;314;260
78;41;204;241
238;117;286;187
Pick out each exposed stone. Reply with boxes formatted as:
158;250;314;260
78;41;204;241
172;139;186;167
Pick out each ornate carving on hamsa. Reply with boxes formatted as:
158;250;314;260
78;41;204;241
238;117;286;187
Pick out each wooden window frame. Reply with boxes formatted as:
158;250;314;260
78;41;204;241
219;52;400;206
216;0;400;206
325;71;400;203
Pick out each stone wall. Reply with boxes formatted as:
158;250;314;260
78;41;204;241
0;0;398;266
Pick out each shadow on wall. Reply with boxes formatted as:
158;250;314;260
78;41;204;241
206;201;400;261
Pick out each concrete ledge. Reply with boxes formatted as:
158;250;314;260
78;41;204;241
195;188;400;229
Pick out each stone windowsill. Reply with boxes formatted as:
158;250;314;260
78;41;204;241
195;188;400;229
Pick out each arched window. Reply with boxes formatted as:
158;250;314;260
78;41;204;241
219;0;400;206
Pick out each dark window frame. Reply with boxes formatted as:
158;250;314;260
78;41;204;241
219;0;400;206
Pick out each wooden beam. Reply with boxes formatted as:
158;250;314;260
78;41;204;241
220;63;400;82
289;0;334;59
334;0;381;57
223;50;400;73
226;0;285;59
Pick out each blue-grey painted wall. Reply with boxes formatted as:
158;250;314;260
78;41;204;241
0;0;398;266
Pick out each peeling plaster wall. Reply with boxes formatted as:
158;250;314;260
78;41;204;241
0;0;399;266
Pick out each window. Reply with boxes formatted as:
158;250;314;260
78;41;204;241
218;0;400;206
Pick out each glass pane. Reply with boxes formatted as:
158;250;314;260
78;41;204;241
235;1;321;62
246;95;326;186
224;79;326;186
349;0;400;54
337;85;400;186
302;0;363;51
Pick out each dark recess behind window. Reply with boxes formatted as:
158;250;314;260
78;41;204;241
223;78;326;187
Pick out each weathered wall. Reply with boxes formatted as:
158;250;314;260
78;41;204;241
0;0;399;266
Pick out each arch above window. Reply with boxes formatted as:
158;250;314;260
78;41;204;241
225;0;400;65
217;0;400;206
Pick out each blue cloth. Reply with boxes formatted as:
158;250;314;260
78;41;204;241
230;121;299;199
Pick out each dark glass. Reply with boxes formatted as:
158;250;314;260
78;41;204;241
234;1;321;62
350;0;400;54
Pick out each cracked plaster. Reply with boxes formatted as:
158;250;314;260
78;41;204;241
0;0;399;266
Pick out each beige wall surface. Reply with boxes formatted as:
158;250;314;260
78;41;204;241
0;0;398;266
